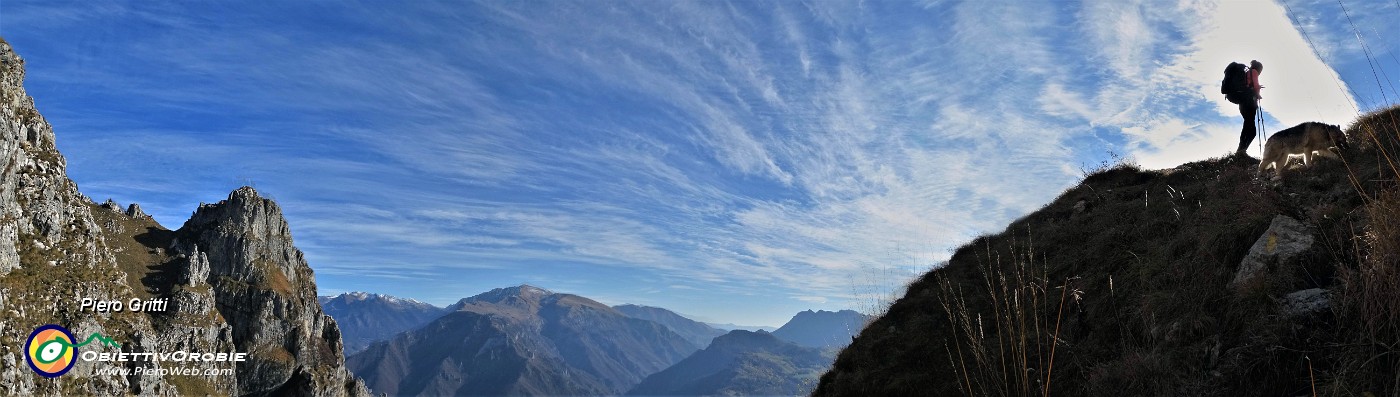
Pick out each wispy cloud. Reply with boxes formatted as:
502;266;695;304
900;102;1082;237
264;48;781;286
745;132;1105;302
6;0;1388;326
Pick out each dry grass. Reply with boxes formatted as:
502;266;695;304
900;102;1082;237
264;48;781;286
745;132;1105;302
938;236;1066;397
814;100;1400;395
87;201;175;299
817;149;1327;396
1325;105;1400;396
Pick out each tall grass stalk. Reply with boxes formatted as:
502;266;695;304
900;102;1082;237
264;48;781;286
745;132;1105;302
1043;278;1067;397
938;234;1071;397
1331;105;1400;394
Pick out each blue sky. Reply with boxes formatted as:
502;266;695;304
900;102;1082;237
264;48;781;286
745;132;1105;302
2;0;1396;327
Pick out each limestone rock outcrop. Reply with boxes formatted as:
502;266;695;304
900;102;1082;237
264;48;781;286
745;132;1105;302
0;38;367;396
1281;288;1332;317
125;203;147;219
1231;215;1315;288
172;187;367;396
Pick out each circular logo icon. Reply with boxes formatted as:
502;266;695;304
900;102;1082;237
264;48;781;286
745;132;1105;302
25;324;76;378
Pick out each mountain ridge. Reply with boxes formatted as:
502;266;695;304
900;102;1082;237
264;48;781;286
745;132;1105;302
816;107;1400;395
628;329;831;396
321;291;433;307
0;39;368;396
319;292;447;354
771;309;869;350
613;303;727;349
347;285;698;396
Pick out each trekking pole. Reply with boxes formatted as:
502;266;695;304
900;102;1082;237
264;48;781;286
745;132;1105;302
1257;106;1265;154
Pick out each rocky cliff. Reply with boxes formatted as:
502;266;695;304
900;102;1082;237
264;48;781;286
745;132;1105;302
0;38;368;396
173;187;369;396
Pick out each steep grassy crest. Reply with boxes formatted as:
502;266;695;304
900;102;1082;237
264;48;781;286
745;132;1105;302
816;105;1400;396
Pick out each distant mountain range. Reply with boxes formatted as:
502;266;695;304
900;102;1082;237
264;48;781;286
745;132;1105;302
345;285;697;396
628;330;831;396
613;304;727;348
705;322;776;332
319;292;447;354
772;309;870;350
326;285;867;396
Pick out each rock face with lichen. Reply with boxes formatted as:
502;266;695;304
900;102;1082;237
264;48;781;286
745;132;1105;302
1229;215;1315;288
0;38;367;396
174;187;366;396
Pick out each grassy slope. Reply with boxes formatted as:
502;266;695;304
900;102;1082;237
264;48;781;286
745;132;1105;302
815;106;1400;396
87;202;175;300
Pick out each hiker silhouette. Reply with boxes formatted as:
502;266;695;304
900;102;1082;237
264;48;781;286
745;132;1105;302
1234;60;1264;156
